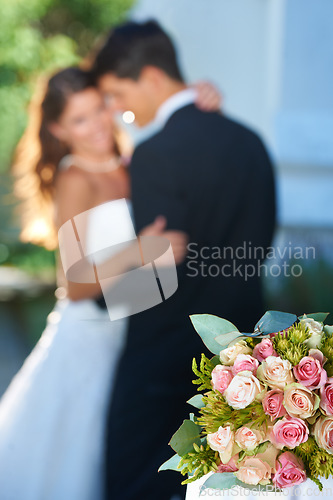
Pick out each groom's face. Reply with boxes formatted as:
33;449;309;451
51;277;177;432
98;73;157;127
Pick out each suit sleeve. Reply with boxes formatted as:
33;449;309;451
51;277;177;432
129;141;189;233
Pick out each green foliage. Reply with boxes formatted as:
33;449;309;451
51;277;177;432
0;0;135;169
255;310;297;335
197;390;236;434
272;324;310;366
294;436;333;489
299;312;329;323
238;441;269;462
320;334;333;363
169;419;202;457
187;394;205;409
190;314;240;354
233;401;267;431
244;337;257;349
178;443;219;484
159;453;183;472
6;243;56;277
192;354;219;392
197;388;268;435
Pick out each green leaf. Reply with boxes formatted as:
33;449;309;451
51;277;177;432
255;311;297;334
187;394;205;409
299;312;330;323
158;453;183;472
210;355;222;367
201;472;237;491
169;419;202;456
324;325;333;336
214;331;244;348
190;314;239;354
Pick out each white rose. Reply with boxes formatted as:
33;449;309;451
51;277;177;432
220;340;252;366
300;317;323;335
235;426;263;451
257;356;295;389
313;416;333;454
300;318;324;348
224;371;262;409
207;425;234;464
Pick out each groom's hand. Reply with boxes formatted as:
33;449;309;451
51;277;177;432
139;216;189;265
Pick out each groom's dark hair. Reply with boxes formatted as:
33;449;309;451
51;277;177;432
91;20;184;82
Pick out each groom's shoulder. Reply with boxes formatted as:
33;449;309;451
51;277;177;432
133;106;265;161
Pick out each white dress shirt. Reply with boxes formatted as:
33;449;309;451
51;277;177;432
154;87;197;129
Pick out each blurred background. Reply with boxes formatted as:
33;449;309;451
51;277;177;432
0;0;332;395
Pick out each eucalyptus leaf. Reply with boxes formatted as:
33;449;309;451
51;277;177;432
214;331;244;348
239;332;269;338
169;419;201;456
210;355;222;367
255;311;297;334
299;312;330;323
187;394;205;409
324;325;333;336
190;314;239;354
158;453;182;472
201;472;237;491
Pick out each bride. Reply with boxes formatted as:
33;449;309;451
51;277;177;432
0;66;221;500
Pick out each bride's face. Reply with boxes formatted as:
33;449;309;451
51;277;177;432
49;87;114;158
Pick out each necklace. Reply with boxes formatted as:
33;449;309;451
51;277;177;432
59;154;122;173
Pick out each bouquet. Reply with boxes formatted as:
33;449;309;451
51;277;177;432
160;310;333;492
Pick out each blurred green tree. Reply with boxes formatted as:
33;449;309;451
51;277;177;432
0;0;135;171
0;0;135;272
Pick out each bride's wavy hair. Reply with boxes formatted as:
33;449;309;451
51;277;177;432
12;66;127;250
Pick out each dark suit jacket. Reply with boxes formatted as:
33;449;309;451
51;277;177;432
129;104;275;342
105;104;276;500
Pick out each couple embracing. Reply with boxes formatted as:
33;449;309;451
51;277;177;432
0;20;275;500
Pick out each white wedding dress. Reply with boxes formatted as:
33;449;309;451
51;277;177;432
0;200;130;500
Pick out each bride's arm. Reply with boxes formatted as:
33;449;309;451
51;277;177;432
54;168;106;301
192;80;223;112
63;221;187;302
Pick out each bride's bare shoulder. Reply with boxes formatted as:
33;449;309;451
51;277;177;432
54;166;93;226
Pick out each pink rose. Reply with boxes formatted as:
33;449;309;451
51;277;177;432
262;389;287;421
293;349;327;390
271;416;309;449
273;451;306;488
235;426;263;451
313;416;333;454
257;356;295;389
224;372;263;409
232;354;259;376
207;426;234;464
235;456;272;486
283;383;319;419
211;365;233;394
253;339;277;362
320;378;333;415
217;454;239;472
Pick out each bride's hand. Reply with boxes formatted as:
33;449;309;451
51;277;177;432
193;80;223;112
139;216;189;265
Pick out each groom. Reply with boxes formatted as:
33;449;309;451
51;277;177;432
92;20;276;500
